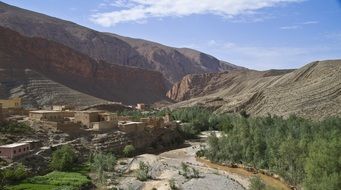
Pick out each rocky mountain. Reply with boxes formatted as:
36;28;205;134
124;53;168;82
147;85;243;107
0;2;243;85
0;69;107;108
0;26;167;105
168;60;341;120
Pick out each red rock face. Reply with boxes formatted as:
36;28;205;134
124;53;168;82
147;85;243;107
0;26;168;104
0;2;244;86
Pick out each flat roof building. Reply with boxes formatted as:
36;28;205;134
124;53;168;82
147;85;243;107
0;142;30;159
29;110;74;122
118;121;145;133
74;111;100;128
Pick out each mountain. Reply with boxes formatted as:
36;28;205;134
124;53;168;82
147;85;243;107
0;26;167;106
0;68;107;108
167;60;341;120
0;2;243;85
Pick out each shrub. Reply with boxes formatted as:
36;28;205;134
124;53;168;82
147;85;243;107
0;122;33;134
169;179;178;190
50;145;77;171
1;163;27;184
179;162;200;179
249;176;266;190
123;145;135;157
136;161;150;181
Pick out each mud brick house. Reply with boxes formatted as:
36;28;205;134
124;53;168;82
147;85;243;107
75;111;118;130
118;121;145;133
74;111;101;127
0;142;30;159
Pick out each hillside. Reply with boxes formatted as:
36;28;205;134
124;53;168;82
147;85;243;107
0;69;107;108
168;60;341;119
0;26;167;105
0;2;243;85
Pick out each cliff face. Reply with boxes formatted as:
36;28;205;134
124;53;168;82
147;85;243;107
0;2;243;85
168;61;341;120
0;26;167;105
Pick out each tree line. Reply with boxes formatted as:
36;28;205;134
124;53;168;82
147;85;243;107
171;107;340;190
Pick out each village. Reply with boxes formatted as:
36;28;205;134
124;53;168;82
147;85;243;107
0;98;181;164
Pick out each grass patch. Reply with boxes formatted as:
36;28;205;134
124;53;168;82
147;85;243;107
7;171;91;190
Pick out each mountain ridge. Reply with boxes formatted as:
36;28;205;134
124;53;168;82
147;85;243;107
0;26;168;105
168;60;341;120
0;2;243;85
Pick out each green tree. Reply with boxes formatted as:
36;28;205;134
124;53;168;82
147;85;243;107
1;163;27;184
304;138;341;190
90;152;117;184
50;145;77;171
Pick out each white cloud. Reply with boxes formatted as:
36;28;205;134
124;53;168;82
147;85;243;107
90;0;303;26
280;20;319;30
280;25;300;30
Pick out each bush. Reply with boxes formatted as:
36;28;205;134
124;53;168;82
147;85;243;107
123;145;135;157
1;163;27;184
0;122;33;134
169;179;178;190
249;176;266;190
179;162;200;179
136;161;150;181
50;145;77;171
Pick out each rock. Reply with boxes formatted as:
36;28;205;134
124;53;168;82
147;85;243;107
0;26;167;105
168;60;341;120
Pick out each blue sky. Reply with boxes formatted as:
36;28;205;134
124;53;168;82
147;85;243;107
2;0;341;70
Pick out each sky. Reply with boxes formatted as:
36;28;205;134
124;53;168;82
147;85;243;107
2;0;341;70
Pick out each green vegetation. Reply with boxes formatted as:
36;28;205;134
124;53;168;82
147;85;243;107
123;144;135;157
117;109;167;121
90;152;117;184
172;107;216;138
179;162;200;179
169;178;178;190
0;164;27;186
136;161;151;181
200;114;340;189
7;171;91;190
170;107;340;189
0;122;33;134
249;176;266;190
50;145;77;171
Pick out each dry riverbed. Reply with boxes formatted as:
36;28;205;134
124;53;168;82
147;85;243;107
114;131;289;190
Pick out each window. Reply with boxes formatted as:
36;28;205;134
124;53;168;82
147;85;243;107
19;148;21;152
23;148;25;151
13;150;16;154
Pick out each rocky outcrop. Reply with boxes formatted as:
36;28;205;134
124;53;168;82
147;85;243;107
0;2;243;85
168;60;341;120
0;26;167;105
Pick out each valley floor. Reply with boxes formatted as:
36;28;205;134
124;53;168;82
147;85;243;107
114;132;291;190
